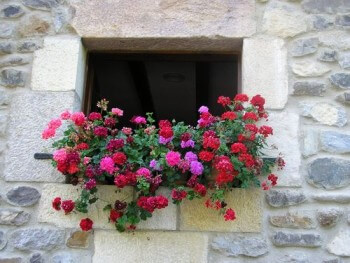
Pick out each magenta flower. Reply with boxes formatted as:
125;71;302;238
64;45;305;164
165;151;181;167
100;157;115;174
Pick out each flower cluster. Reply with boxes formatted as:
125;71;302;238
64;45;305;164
43;94;284;232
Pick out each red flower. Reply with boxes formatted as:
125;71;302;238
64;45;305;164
261;181;269;191
171;189;187;201
224;208;236;221
159;120;172;128
221;111;237;120
107;139;124;151
159;126;173;139
268;174;278;186
199;151;214;162
88;112;102;121
137;195;168;213
259;125;273;138
217;96;231;106
250;95;265;111
112;152;127;165
71;112;86;126
104;117;116;127
194;183;207;197
234;94;249;102
61;200;75;214
243;112;258;122
230;143;247;154
216;171;234;185
114;174;128;188
239;153;255;168
245;124;258;134
203;136;220;150
110;209;123;222
80;218;93;231
214;155;234;173
52;197;61;211
181;132;191;142
76;143;89;150
94;126;108;137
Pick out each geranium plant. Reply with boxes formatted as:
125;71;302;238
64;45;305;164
42;94;284;232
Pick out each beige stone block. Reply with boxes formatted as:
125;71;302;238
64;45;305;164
137;187;177;231
31;36;86;98
180;188;262;232
93;231;208;263
72;0;256;40
242;36;288;109
38;184;133;230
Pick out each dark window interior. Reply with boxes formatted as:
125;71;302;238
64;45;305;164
84;53;240;126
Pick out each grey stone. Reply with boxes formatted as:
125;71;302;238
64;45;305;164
323;259;342;263
53;6;74;33
336;14;350;28
291;38;319;57
6;186;40;206
18;15;51;37
302;0;350;14
299;102;347;127
0;230;6;250
0;69;26;87
0;42;13;55
0;56;30;68
22;0;63;11
0;5;24;18
292;81;326;96
317;209;342;227
9;228;64;251
17;40;42;53
4;91;79;182
0;23;15;38
211;235;268;257
338;53;350;69
271;231;322;247
280;253;310;263
336;92;350;105
312;193;350;203
29;253;44;263
0;258;23;263
270;212;315;229
320;131;350;153
327;230;350;256
0;209;30;225
318;49;337;62
312;15;334;30
266;190;307;208
330;73;350;89
302;129;319;157
307;158;350;189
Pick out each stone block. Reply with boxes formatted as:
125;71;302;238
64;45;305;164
0;230;6;251
0;5;24;18
338;52;350;69
317;209;342;227
180;188;262;232
312;15;334;30
0;69;26;87
242;37;288;109
270;212;316;229
0;209;30;226
302;129;319;157
264;112;301;186
22;0;62;11
330;73;350;89
318;48;337;62
66;231;90;249
18;15;51;37
271;231;322;247
336;92;350;105
71;0;256;39
6;186;40;206
302;0;350;14
93;230;208;263
327;230;350;257
312;193;350;204
290;38;318;57
292;81;326;96
307;158;350;189
38;184;133;229
320;131;350;153
137;187;177;230
292;61;330;77
262;2;307;38
4;91;80;182
266;189;306;208
31;36;86;99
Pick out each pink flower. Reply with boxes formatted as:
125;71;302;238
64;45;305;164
71;112;86;126
136;167;151;179
88;112;102;121
85;179;97;190
122;127;132;135
112;108;124;116
100;157;115;174
165;151;181;167
53;149;67;162
60;110;71;120
131;116;146;125
48;119;62;130
83;157;91;165
42;128;55;139
198;106;209;113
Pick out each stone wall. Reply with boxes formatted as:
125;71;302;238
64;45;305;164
0;0;350;262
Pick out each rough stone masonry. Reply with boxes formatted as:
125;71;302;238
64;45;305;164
0;0;350;262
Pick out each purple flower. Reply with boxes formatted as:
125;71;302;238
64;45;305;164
185;151;197;162
198;106;209;113
181;139;195;148
190;161;204;175
159;136;173;145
